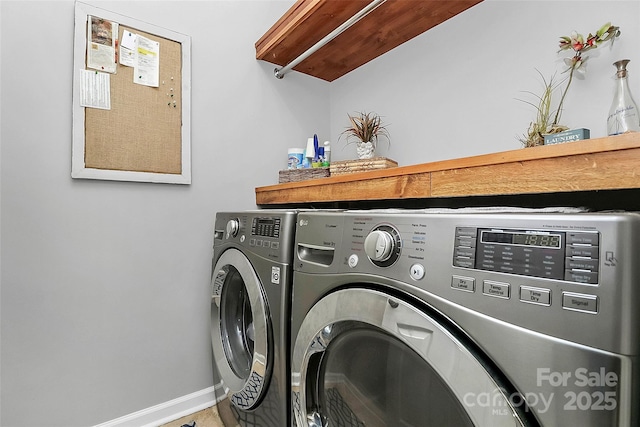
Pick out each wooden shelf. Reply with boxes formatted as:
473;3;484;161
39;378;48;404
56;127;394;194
255;133;640;206
255;0;483;82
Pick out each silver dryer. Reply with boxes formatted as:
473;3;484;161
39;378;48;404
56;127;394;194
291;209;640;427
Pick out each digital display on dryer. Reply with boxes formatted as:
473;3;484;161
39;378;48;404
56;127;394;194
454;226;600;284
476;229;566;280
482;231;562;248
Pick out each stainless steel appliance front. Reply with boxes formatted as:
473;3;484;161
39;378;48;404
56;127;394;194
211;210;297;427
291;210;640;426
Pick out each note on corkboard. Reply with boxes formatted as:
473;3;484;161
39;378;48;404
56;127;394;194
72;2;191;184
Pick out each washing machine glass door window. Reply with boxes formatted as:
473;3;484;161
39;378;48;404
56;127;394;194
212;248;270;410
292;288;533;427
220;266;254;378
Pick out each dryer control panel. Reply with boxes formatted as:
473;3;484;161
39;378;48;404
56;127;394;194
293;209;640;358
453;227;599;284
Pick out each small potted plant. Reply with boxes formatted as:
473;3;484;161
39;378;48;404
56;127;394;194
340;111;390;159
518;72;567;147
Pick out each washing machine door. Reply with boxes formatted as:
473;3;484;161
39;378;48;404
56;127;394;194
292;288;535;427
211;248;271;410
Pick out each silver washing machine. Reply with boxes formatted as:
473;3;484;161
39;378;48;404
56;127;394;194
211;210;296;427
290;209;640;426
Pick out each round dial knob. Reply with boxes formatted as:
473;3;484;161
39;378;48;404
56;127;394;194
364;229;395;262
226;219;239;238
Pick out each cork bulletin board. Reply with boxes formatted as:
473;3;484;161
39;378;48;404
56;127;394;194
72;2;191;184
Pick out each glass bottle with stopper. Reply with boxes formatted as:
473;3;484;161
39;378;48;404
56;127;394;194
607;59;640;135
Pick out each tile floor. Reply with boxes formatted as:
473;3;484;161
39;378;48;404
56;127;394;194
159;406;224;427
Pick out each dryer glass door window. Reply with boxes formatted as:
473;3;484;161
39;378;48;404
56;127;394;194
319;327;473;426
292;288;529;427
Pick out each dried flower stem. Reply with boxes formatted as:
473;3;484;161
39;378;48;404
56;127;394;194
552;65;575;127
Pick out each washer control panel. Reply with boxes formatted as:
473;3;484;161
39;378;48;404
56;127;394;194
215;211;297;263
453;227;600;284
252;216;281;238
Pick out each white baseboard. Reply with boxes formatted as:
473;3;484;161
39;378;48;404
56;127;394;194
94;383;224;427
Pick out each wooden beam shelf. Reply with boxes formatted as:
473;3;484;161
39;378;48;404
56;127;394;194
256;0;483;82
255;133;640;206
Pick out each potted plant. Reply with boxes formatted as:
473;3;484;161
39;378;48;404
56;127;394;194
518;72;567;147
340;111;390;159
519;22;620;148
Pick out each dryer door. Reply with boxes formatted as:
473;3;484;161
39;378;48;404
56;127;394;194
211;248;271;410
292;288;535;427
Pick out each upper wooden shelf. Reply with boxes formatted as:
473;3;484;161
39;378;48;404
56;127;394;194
255;0;483;82
255;133;640;206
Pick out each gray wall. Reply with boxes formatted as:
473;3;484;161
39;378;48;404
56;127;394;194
2;0;640;426
329;0;640;166
0;1;328;426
